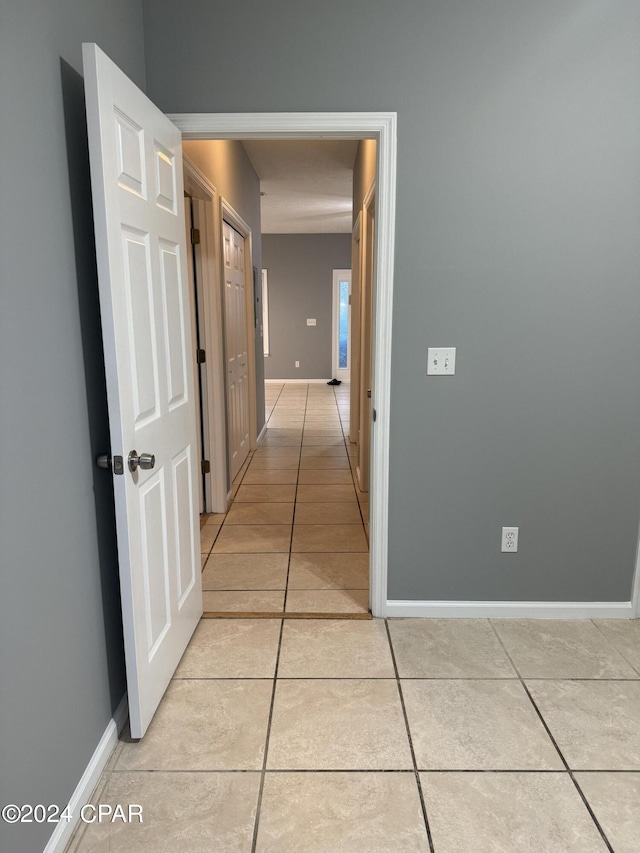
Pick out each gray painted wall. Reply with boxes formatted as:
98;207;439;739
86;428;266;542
144;0;640;602
263;234;352;380
0;3;145;851
0;8;638;850
183;139;266;434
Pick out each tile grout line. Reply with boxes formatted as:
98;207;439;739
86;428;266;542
487;620;615;853
589;619;640;678
283;383;309;614
110;766;640;775
203;384;369;616
170;675;639;683
250;617;285;853
336;387;369;543
326;384;368;550
384;619;436;853
208;381;290;609
335;385;367;533
202;444;255;571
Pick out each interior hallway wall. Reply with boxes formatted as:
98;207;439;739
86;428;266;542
353;140;377;223
262;234;352;380
182;140;266;434
0;2;146;852
143;0;640;605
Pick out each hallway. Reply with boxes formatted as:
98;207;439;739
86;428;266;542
200;382;370;616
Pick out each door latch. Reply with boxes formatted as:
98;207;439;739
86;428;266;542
96;454;124;475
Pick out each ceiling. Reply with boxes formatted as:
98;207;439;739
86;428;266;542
242;140;359;234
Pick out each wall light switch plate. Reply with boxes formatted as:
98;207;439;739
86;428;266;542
306;318;316;326
427;347;456;375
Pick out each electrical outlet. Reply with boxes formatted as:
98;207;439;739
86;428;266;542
306;318;316;326
501;527;519;553
295;361;300;368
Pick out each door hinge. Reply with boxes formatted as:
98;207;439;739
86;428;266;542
191;227;201;245
201;460;211;474
196;348;206;364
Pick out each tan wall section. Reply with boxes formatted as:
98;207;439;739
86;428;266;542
352;139;376;224
182;139;266;433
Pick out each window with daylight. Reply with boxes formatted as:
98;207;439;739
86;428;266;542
262;269;269;356
332;269;351;381
339;279;349;369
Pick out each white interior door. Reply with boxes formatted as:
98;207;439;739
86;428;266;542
358;192;375;492
83;43;202;738
349;218;362;443
223;221;250;480
332;269;352;384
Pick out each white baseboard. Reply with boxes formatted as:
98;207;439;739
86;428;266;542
44;694;128;853
632;526;640;618
384;600;635;619
265;378;332;384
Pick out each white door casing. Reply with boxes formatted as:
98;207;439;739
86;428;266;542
223;220;251;480
349;215;362;445
83;44;202;738
184;198;205;514
170;113;396;618
182;159;229;514
332;269;352;384
358;186;376;493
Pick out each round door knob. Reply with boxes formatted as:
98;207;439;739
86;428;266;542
128;450;156;473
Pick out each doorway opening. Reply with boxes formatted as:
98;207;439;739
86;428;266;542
173;114;397;619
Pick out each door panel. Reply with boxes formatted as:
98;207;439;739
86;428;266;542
349;220;362;444
160;240;188;409
184;199;206;512
223;221;250;480
173;446;197;603
358;193;375;492
83;43;202;738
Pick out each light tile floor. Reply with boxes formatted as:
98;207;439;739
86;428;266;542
67;616;640;851
65;387;640;852
201;382;369;615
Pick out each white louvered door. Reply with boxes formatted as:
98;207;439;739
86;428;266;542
83;43;202;738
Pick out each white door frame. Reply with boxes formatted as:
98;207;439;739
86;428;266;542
169;113;397;618
349;214;362;445
183;157;229;513
357;182;376;494
332;269;351;383
221;199;258;481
